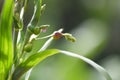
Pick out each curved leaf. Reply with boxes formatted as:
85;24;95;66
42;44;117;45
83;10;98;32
12;49;59;80
59;50;112;80
13;48;112;80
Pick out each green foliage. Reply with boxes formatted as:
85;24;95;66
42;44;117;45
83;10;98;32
12;49;59;80
0;0;14;80
0;0;112;80
29;0;42;26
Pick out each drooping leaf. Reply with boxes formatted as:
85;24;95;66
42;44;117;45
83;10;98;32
0;0;14;80
13;47;112;80
12;49;59;80
59;50;112;80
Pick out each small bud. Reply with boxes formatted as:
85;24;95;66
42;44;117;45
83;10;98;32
41;4;46;14
53;32;62;39
33;27;40;35
28;26;40;35
40;25;50;32
63;33;76;42
24;43;33;52
13;16;23;30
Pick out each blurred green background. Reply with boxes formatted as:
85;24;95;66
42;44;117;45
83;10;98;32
23;0;120;80
1;0;120;80
27;0;120;80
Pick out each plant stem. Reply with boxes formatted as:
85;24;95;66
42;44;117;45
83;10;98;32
13;29;18;66
19;28;32;59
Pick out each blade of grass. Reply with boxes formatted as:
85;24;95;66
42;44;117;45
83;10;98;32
12;49;59;80
59;50;112;80
0;0;14;80
13;48;112;80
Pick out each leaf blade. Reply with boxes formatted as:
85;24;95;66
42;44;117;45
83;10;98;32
13;48;112;80
0;0;14;80
59;50;112;80
12;49;59;80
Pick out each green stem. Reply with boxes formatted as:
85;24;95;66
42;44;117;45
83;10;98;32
13;29;18;66
24;0;28;11
19;28;32;59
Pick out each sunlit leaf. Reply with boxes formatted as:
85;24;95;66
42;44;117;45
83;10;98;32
13;48;111;80
12;49;59;80
59;50;112;80
0;0;14;80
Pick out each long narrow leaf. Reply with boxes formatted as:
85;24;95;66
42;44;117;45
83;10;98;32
12;49;59;80
59;50;112;80
13;48;112;80
0;0;14;80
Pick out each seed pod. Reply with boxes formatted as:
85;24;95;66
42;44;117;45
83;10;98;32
33;27;40;35
28;26;40;35
13;16;23;30
24;43;33;52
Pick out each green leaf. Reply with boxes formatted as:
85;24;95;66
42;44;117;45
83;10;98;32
59;50;112;80
13;49;112;80
12;49;59;80
13;47;112;80
0;0;14;80
30;0;42;26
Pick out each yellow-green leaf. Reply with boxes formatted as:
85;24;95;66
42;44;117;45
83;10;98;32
12;49;59;80
0;0;14;80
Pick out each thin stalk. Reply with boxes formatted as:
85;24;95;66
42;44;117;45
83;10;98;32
14;0;29;58
19;29;32;59
13;29;18;66
23;0;29;12
20;0;29;22
19;0;41;59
